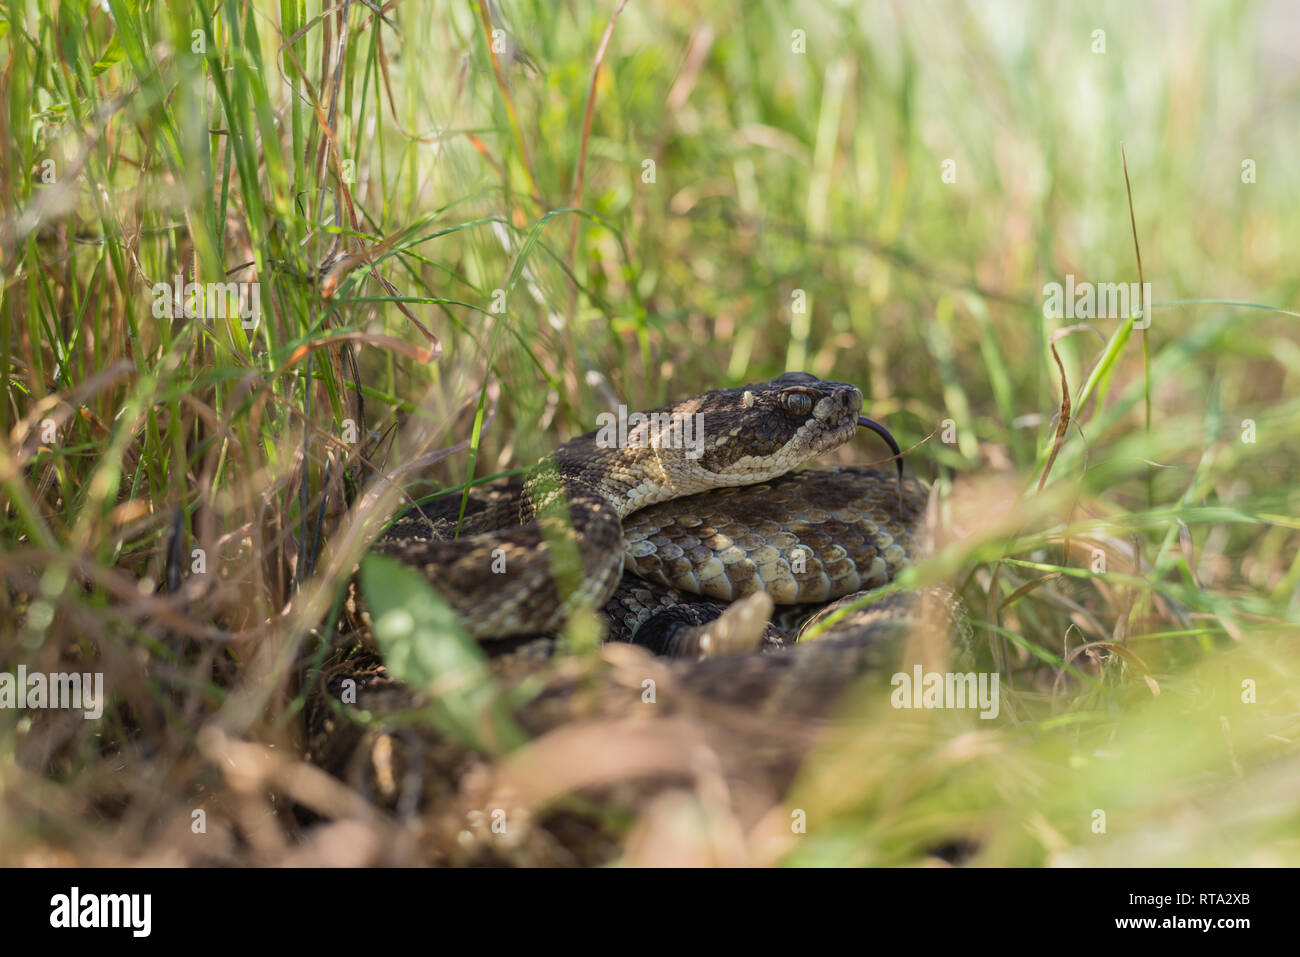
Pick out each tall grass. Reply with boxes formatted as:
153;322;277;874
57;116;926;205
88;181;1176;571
0;0;1297;864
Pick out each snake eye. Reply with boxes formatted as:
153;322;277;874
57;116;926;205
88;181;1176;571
782;391;814;416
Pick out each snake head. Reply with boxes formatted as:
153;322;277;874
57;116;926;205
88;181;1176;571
683;371;864;483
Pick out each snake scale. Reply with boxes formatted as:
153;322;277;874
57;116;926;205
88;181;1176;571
306;373;969;863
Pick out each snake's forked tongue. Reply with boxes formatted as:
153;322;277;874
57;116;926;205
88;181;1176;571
857;415;905;484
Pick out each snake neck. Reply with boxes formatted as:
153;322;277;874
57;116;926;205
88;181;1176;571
543;434;717;521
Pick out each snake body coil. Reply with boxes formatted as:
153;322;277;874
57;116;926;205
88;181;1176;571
369;372;868;638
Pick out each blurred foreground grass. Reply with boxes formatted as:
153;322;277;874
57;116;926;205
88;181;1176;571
0;0;1297;865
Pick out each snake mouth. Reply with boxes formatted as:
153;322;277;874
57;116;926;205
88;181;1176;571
858;416;905;481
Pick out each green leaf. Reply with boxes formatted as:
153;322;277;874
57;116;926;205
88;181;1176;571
91;34;124;77
1075;313;1135;414
358;554;524;752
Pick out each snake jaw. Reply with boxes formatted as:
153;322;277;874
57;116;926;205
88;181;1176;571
858;415;905;482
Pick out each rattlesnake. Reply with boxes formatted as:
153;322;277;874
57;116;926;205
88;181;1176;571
307;373;968;862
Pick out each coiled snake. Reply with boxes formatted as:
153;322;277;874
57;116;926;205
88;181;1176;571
307;373;969;862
